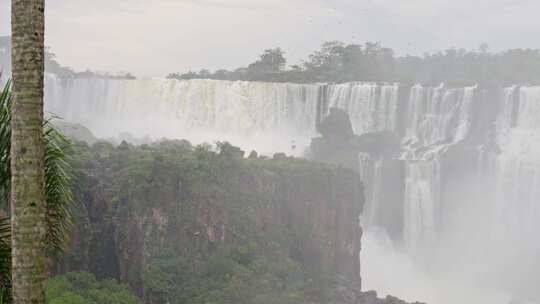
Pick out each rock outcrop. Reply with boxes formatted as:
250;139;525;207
61;141;364;300
309;107;401;169
309;108;406;241
329;277;425;304
51;120;98;145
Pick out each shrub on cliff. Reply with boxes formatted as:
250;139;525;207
142;245;331;304
46;272;140;304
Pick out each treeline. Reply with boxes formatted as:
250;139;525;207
167;41;540;86
0;36;136;80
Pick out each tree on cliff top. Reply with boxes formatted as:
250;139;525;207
167;41;540;85
247;48;286;74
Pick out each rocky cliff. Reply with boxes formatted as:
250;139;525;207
60;140;365;303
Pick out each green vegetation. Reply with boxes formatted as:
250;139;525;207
61;139;361;304
0;216;9;304
69;139;344;254
46;272;140;304
142;246;332;304
167;41;540;86
5;35;539;84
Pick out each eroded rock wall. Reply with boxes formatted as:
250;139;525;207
62;141;364;297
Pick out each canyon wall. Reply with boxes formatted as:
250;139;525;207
62;141;364;301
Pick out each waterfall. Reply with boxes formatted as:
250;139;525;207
329;83;404;240
488;87;540;298
403;160;440;252
44;75;320;154
399;85;478;249
359;154;384;228
488;85;540;251
351;83;539;303
327;82;399;134
44;75;540;303
402;84;476;159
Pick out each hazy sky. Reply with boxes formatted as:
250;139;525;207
1;0;540;77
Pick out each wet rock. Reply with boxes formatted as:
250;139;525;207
309;107;401;169
51;120;98;145
248;150;258;159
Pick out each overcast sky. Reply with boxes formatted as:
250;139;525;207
1;0;540;77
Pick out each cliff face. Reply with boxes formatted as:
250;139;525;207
309;108;405;241
62;141;364;299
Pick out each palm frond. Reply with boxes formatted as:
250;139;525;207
0;75;75;303
0;75;11;304
0;78;74;254
43;120;75;256
0;215;11;304
0;77;75;262
0;79;11;211
0;216;8;239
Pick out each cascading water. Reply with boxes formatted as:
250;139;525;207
402;160;440;253
399;85;477;251
44;75;540;303
402;84;476;159
326;83;402;233
327;82;399;134
44;75;320;155
361;84;540;304
488;86;540;301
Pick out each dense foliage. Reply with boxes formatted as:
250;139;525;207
167;41;540;86
46;272;140;304
0;79;75;303
61;139;360;304
142;246;333;304
5;35;540;84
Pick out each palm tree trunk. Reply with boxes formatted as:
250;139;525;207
10;1;47;304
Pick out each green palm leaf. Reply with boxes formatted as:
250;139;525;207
0;77;75;302
0;79;11;211
43;120;75;255
0;78;11;303
0;215;10;303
